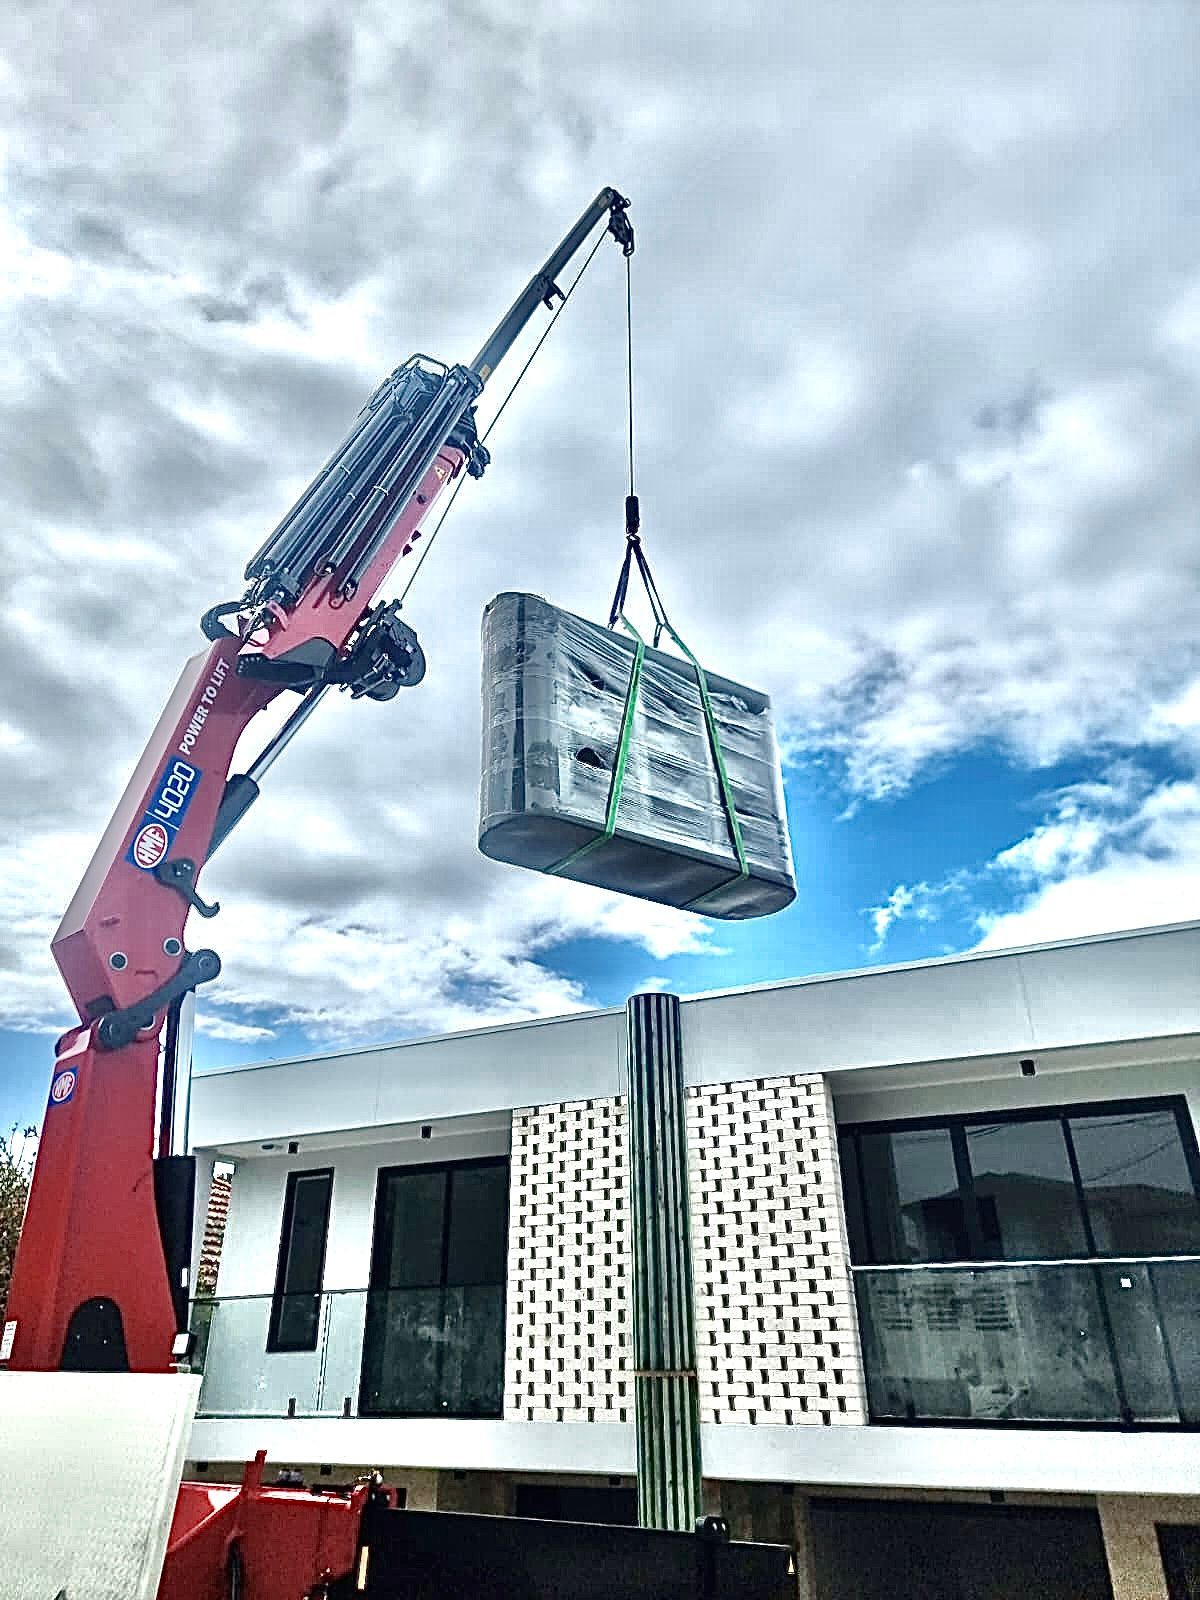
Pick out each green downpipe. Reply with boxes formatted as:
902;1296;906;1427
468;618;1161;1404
626;991;703;1531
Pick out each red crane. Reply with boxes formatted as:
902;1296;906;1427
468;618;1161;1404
1;191;793;1600
2;187;632;1386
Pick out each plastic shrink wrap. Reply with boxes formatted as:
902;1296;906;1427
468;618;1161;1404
478;592;796;918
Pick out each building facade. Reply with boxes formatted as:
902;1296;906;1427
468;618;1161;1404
187;922;1200;1600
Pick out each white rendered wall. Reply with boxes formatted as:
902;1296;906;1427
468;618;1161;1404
832;1054;1200;1132
185;1413;1200;1496
191;925;1200;1154
213;1124;510;1300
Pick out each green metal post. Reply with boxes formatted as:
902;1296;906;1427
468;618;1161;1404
626;991;702;1531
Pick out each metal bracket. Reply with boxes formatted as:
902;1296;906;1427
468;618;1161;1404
95;948;222;1052
154;857;220;918
329;602;426;700
607;193;635;256
200;599;243;642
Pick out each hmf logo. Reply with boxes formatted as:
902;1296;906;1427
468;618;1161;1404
125;758;203;872
131;821;170;869
49;1069;77;1105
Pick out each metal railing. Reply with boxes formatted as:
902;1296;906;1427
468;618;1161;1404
191;1285;505;1420
853;1256;1200;1425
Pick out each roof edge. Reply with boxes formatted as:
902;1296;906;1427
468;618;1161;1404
194;917;1200;1080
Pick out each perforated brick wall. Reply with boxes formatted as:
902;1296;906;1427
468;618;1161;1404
687;1074;867;1426
504;1100;633;1422
503;1075;866;1427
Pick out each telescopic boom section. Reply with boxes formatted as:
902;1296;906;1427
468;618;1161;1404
471;185;633;380
2;187;633;1381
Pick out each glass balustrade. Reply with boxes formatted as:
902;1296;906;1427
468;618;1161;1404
854;1257;1200;1424
193;1258;1198;1428
190;1285;504;1419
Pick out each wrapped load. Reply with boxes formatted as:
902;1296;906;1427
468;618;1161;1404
478;592;796;919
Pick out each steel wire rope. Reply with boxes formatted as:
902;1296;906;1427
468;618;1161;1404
397;225;611;605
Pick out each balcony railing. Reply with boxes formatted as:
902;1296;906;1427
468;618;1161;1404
191;1286;505;1420
854;1257;1200;1425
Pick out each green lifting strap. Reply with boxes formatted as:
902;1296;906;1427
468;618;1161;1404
656;621;750;911
547;618;647;877
545;614;751;907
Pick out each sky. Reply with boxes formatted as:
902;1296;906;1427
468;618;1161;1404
3;1;1200;1132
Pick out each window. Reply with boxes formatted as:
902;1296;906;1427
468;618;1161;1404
858;1126;968;1263
965;1117;1088;1260
840;1097;1200;1265
1070;1108;1200;1256
845;1099;1200;1427
267;1168;333;1353
359;1158;509;1417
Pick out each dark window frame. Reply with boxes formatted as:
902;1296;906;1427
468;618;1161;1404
359;1155;510;1419
367;1155;511;1292
267;1167;333;1354
839;1094;1200;1266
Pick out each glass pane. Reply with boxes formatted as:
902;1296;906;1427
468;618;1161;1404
281;1173;331;1294
856;1265;1122;1422
377;1169;447;1289
359;1287;444;1415
196;1294;323;1415
446;1164;509;1286
965;1119;1088;1260
438;1284;505;1416
275;1291;321;1351
838;1134;870;1262
1150;1258;1200;1425
1095;1262;1180;1422
357;1285;504;1417
319;1291;369;1417
1070;1109;1200;1255
859;1127;969;1263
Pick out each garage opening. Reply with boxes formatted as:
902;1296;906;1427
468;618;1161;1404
809;1497;1112;1600
514;1483;638;1525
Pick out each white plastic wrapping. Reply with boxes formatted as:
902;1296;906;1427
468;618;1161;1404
479;592;795;919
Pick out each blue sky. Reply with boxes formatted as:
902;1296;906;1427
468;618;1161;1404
3;742;1187;1133
4;4;1200;1136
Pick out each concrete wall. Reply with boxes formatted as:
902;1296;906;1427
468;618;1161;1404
1099;1495;1200;1600
833;1052;1200;1136
190;924;1200;1153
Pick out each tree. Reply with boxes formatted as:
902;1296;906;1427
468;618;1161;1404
0;1126;36;1316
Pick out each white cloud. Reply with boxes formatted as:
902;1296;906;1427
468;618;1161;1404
4;0;1200;1052
991;817;1104;882
195;1014;276;1043
977;774;1200;949
866;765;1175;954
865;880;956;952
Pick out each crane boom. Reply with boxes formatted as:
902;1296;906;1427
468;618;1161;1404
2;187;634;1381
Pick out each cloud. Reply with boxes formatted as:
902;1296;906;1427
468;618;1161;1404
865;875;969;952
867;764;1200;956
195;1014;276;1044
976;775;1200;949
867;884;931;950
3;1;1200;1047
